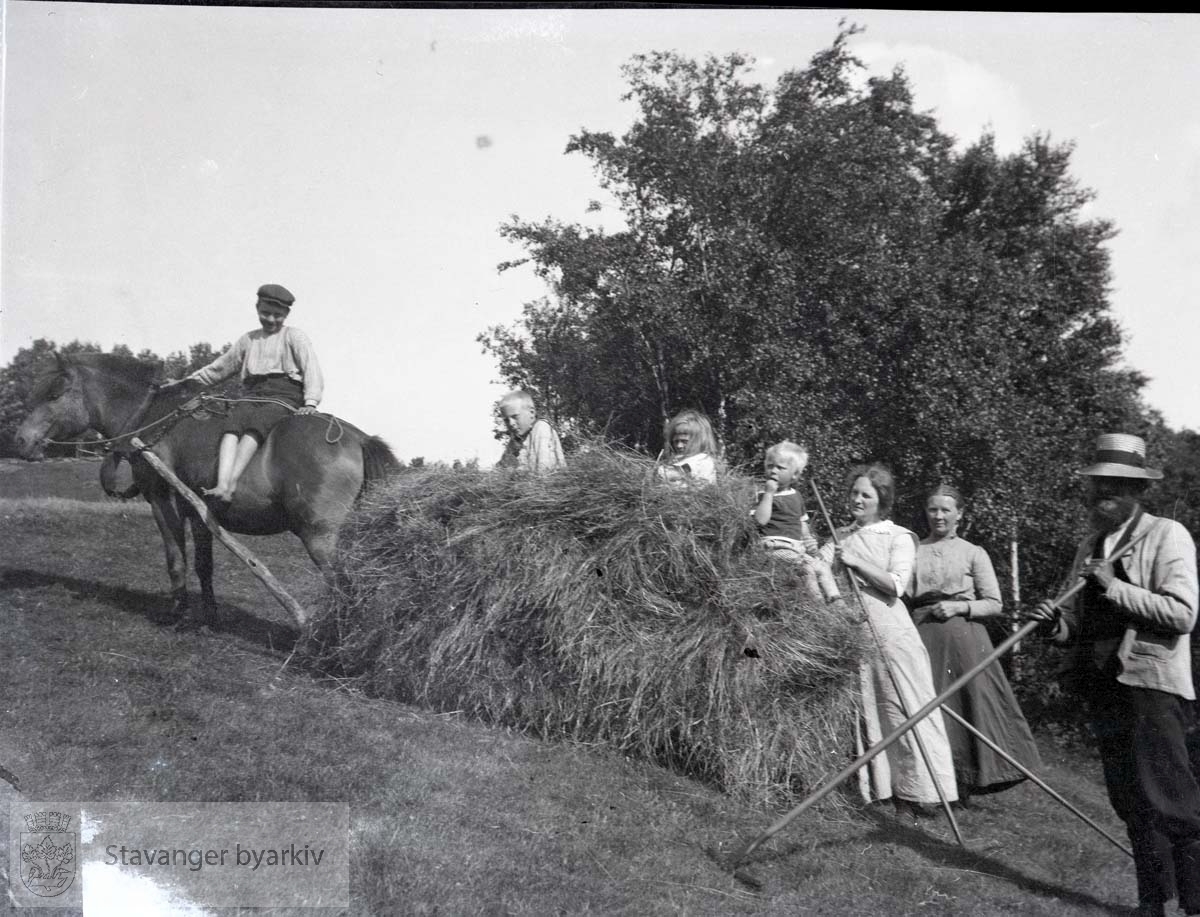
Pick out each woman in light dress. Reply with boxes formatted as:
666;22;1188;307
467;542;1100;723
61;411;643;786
821;464;958;815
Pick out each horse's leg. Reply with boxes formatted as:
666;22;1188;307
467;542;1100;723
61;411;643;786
184;501;219;625
148;495;189;617
298;528;338;575
298;527;354;617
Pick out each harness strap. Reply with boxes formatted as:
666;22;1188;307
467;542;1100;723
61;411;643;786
44;393;212;449
45;392;344;450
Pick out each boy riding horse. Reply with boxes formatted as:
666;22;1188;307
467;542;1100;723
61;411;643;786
169;283;323;502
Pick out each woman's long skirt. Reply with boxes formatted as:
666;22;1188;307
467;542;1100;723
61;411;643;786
856;593;959;805
917;616;1041;793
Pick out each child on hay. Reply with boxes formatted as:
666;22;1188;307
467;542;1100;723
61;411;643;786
496;390;566;473
174;283;323;502
754;441;842;603
655;409;720;485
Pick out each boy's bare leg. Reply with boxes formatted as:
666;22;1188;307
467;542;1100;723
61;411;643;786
220;434;261;501
204;433;241;500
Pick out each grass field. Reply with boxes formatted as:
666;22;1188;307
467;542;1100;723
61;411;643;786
0;459;1144;916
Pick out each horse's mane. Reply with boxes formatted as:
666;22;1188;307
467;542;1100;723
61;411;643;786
31;352;162;401
74;352;163;382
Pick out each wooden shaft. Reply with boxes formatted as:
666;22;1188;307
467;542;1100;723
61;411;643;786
730;526;1152;868
808;480;963;846
731;619;1040;866
938;706;1133;859
131;437;308;626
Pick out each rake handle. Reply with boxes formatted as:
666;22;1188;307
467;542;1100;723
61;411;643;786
807;481;963;845
131;437;309;627
937;706;1132;859
729;524;1152;869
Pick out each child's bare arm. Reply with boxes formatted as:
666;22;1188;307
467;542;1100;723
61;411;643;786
752;480;778;526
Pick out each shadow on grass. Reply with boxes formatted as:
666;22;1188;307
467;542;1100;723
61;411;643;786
866;811;1127;914
0;567;300;653
730;805;1129;915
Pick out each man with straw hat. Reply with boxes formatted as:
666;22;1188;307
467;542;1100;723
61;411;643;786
1027;433;1200;917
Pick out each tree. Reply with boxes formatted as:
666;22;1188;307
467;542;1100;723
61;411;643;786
1146;419;1200;538
479;26;1152;602
163;341;228;379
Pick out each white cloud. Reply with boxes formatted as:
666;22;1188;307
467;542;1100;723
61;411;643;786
471;12;567;45
852;40;1031;154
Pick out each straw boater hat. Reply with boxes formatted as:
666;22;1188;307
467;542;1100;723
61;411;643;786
1076;433;1163;480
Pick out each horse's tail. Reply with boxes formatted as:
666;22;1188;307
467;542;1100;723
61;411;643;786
358;435;402;501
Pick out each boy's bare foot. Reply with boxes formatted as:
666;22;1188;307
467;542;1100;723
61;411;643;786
202;486;234;502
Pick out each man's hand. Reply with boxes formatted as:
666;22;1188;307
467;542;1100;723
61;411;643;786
1024;599;1062;636
297;405;318;416
1081;558;1115;590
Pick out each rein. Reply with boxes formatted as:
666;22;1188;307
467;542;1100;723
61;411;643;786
44;393;215;449
44;393;344;449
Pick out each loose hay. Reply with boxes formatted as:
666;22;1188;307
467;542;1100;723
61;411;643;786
303;448;867;807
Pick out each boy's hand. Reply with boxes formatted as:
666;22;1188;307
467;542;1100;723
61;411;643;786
762;479;779;494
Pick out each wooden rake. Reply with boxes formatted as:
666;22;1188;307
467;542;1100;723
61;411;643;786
727;519;1151;871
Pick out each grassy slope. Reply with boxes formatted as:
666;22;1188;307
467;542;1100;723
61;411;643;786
0;461;1139;916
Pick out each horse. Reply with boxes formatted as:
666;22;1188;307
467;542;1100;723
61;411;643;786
13;351;400;625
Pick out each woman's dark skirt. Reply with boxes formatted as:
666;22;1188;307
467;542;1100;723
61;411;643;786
916;615;1042;794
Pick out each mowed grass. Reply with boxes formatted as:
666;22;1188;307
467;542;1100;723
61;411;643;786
0;455;122;501
0;460;1141;916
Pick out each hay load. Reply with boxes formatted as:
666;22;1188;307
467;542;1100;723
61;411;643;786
305;448;867;806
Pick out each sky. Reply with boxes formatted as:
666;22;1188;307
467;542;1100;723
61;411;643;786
2;6;1199;466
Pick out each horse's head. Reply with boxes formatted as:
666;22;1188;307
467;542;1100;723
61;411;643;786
13;352;89;460
13;351;162;460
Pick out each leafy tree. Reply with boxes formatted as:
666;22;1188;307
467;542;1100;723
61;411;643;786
1147;419;1200;537
479;26;1152;604
164;341;228;379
